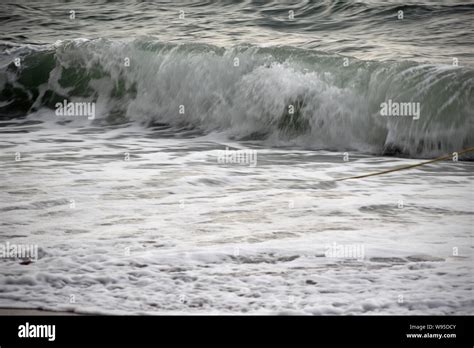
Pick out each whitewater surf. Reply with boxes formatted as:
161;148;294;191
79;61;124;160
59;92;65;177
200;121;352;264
2;39;473;158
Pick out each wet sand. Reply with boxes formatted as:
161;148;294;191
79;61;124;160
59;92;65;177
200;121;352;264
0;308;80;316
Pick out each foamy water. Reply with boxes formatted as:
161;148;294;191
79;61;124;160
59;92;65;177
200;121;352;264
0;114;472;314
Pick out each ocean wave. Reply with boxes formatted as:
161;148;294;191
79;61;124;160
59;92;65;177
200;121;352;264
1;38;473;158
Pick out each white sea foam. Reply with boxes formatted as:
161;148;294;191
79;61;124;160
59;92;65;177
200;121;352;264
0;119;472;314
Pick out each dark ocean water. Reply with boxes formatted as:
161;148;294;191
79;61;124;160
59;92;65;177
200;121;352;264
2;0;474;64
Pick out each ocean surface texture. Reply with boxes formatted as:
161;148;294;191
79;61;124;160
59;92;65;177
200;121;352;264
0;0;472;314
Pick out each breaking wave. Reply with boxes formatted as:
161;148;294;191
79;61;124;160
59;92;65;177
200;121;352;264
1;38;473;158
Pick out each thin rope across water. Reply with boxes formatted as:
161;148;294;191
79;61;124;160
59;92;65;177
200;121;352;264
335;147;474;182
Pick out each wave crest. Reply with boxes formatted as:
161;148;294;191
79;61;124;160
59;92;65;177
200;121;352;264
1;39;473;158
